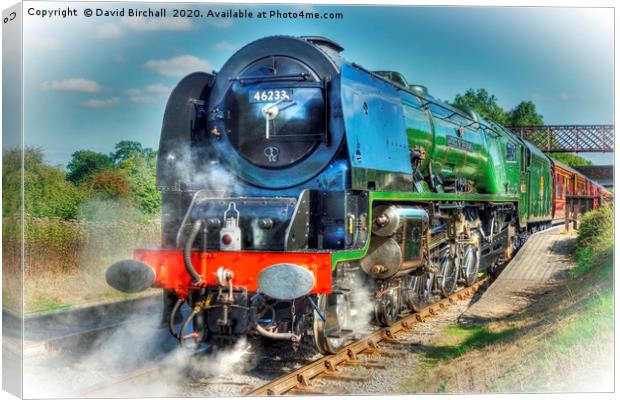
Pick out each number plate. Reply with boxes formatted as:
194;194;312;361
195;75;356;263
249;89;292;103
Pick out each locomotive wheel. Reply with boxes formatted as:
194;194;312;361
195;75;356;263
374;290;399;326
511;234;521;254
403;272;434;312
461;240;481;287
437;246;459;297
313;292;352;354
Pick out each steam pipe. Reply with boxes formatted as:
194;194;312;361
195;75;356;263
184;220;205;285
179;309;200;349
168;298;184;339
256;304;277;322
255;324;301;341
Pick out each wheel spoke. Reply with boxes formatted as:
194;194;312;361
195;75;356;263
374;291;399;326
460;236;480;287
438;246;458;297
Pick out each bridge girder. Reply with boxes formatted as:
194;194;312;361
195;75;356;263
508;125;614;153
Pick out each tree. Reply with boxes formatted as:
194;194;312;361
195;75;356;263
110;140;155;163
118;152;161;215
66;150;114;184
453;88;509;125
551;153;593;167
3;147;83;219
85;170;130;199
508;101;544;126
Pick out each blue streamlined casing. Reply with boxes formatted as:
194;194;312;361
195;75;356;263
340;64;413;176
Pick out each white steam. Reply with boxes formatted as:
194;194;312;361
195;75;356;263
23;303;256;398
346;273;376;336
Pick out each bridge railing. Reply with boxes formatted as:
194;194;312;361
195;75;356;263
507;125;614;153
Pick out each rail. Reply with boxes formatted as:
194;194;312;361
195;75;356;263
247;278;489;396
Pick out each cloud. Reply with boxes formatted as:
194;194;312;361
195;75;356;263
144;83;171;94
143;55;212;77
126;83;172;104
29;36;61;50
95;18;193;40
207;19;233;29
41;78;102;93
120;17;193;31
96;23;124;39
215;40;235;51
80;97;120;108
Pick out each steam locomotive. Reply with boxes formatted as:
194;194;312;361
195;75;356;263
106;36;610;354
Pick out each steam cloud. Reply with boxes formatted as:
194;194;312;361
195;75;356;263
346;273;375;336
23;304;255;398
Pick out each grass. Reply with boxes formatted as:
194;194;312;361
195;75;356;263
3;216;161;314
401;206;614;394
424;325;519;362
549;290;613;352
27;296;73;314
484;289;613;393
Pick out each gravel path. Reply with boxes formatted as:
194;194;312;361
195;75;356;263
300;298;475;395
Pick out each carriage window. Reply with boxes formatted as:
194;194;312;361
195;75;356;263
506;142;517;162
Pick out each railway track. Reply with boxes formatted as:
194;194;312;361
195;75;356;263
247;278;489;396
77;278;488;397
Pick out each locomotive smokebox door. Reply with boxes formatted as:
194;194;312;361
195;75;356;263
220;202;242;251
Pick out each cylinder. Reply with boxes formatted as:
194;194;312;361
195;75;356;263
360;237;403;279
362;206;429;279
372;205;429;237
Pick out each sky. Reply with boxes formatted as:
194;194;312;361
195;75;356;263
15;2;614;166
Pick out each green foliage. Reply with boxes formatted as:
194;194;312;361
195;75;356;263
3;147;84;219
4;140;161;221
570;207;613;279
453;88;510;125
118;151;161;215
576;206;613;248
508;101;544;126
453;89;546;128
110;140;156;163
551;153;593;167
66;150;114;184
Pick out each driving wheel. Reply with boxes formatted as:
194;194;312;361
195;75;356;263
313;292;352;354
